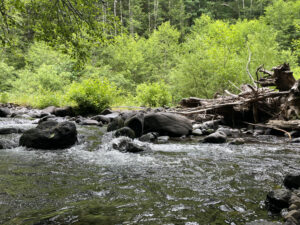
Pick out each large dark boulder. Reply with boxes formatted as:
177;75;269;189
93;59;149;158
143;113;192;137
124;113;144;137
265;189;291;213
203;131;227;143
0;107;10;117
284;174;300;190
107;116;124;132
19;121;77;149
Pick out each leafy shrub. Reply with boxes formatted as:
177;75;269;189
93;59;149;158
0;61;15;92
135;81;172;107
66;78;118;114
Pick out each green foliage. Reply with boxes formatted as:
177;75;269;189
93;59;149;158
170;15;298;99
263;0;300;50
0;61;15;92
66;78;118;114
135;81;172;107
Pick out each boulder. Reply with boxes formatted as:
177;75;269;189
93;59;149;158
0;141;3;149
203;131;227;143
0;128;24;135
0;107;10;117
42;106;56;114
107;117;124;132
265;189;291;213
90;115;111;124
284;174;300;190
124;113;144;137
112;137;147;153
143;113;192;137
54;106;74;117
79;119;100;126
115;127;135;139
101;108;113;115
19;121;77;149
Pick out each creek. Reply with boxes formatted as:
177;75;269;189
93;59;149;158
0;117;299;225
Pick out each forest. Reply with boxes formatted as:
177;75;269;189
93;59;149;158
0;0;299;113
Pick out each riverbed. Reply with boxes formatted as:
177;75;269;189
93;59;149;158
0;117;299;225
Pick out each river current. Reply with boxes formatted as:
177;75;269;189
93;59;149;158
0;117;299;225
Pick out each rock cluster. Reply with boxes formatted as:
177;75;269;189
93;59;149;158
266;173;300;225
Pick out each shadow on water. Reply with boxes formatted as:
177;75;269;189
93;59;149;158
0;118;299;224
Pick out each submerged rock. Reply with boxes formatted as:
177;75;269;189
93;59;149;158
143;112;192;137
0;107;10;117
284;174;300;190
112;137;147;153
203;131;227;143
229;138;245;145
157;136;170;144
19;121;77;150
115;127;135;139
265;189;291;213
0;128;24;135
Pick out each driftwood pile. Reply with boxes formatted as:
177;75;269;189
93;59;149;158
173;63;300;133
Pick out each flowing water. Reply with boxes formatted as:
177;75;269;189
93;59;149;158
0;117;299;225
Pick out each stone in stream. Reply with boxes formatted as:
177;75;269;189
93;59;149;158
284;210;300;225
124;113;144;137
192;129;203;136
19;120;77;150
139;132;158;142
112;137;148;153
54;106;74;117
284;174;300;190
0;107;10;117
0;141;3;149
90;115;111;124
203;131;227;143
291;138;300;143
101;108;113;115
143;112;192;137
115;127;135;139
42;106;56;114
229;138;245;145
107;116;124;132
79;119;100;126
265;189;291;213
157;136;170;143
0;128;24;135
